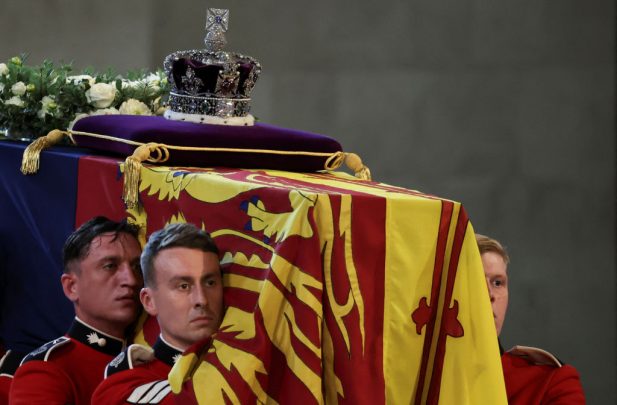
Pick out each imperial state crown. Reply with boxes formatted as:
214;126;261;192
163;8;261;126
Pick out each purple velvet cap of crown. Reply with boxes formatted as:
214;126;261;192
72;115;343;172
172;58;256;96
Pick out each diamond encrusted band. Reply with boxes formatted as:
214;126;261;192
168;92;251;118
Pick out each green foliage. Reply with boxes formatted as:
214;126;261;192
0;55;170;139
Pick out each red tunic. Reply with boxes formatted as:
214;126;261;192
8;318;125;405
0;350;26;405
0;376;9;405
502;348;586;405
91;337;180;405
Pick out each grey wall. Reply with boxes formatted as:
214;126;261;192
2;0;614;403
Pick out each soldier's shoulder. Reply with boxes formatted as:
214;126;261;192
20;337;71;364
105;344;155;378
506;345;563;367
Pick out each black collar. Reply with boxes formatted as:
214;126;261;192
0;350;27;376
68;318;125;356
153;337;182;367
498;339;504;356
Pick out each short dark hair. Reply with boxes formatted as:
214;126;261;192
141;223;219;287
62;216;140;273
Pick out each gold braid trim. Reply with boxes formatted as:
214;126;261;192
69;130;348;158
22;129;372;207
21;130;73;175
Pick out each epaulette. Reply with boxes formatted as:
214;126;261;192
507;345;563;367
20;337;71;365
0;350;26;377
105;344;155;378
127;380;171;404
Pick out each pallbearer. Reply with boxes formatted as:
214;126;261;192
9;217;143;405
476;234;586;405
92;222;224;405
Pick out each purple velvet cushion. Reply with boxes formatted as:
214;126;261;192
72;115;342;172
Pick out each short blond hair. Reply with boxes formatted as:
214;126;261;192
475;234;510;265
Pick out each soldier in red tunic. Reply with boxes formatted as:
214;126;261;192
9;217;143;405
476;234;586;405
92;223;224;405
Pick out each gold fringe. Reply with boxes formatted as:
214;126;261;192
123;143;157;209
20;130;69;174
344;153;372;181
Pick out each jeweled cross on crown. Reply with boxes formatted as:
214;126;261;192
206;8;229;33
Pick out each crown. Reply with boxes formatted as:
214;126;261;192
163;8;262;126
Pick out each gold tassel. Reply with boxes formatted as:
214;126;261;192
20;130;68;175
122;144;155;209
345;152;372;181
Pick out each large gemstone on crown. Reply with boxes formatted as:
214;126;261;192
165;50;260;99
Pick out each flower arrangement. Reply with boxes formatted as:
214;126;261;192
0;55;169;141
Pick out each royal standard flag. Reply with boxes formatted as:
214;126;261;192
73;157;507;405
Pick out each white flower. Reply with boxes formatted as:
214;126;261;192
145;72;161;84
121;73;161;92
11;81;26;96
0;83;4;92
66;74;95;86
121;80;139;90
152;96;167;115
146;73;163;93
91;107;120;116
37;96;57;119
0;63;8;76
5;96;24;107
119;99;152;115
86;82;116;108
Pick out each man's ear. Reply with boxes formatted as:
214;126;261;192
140;288;158;316
61;273;79;303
